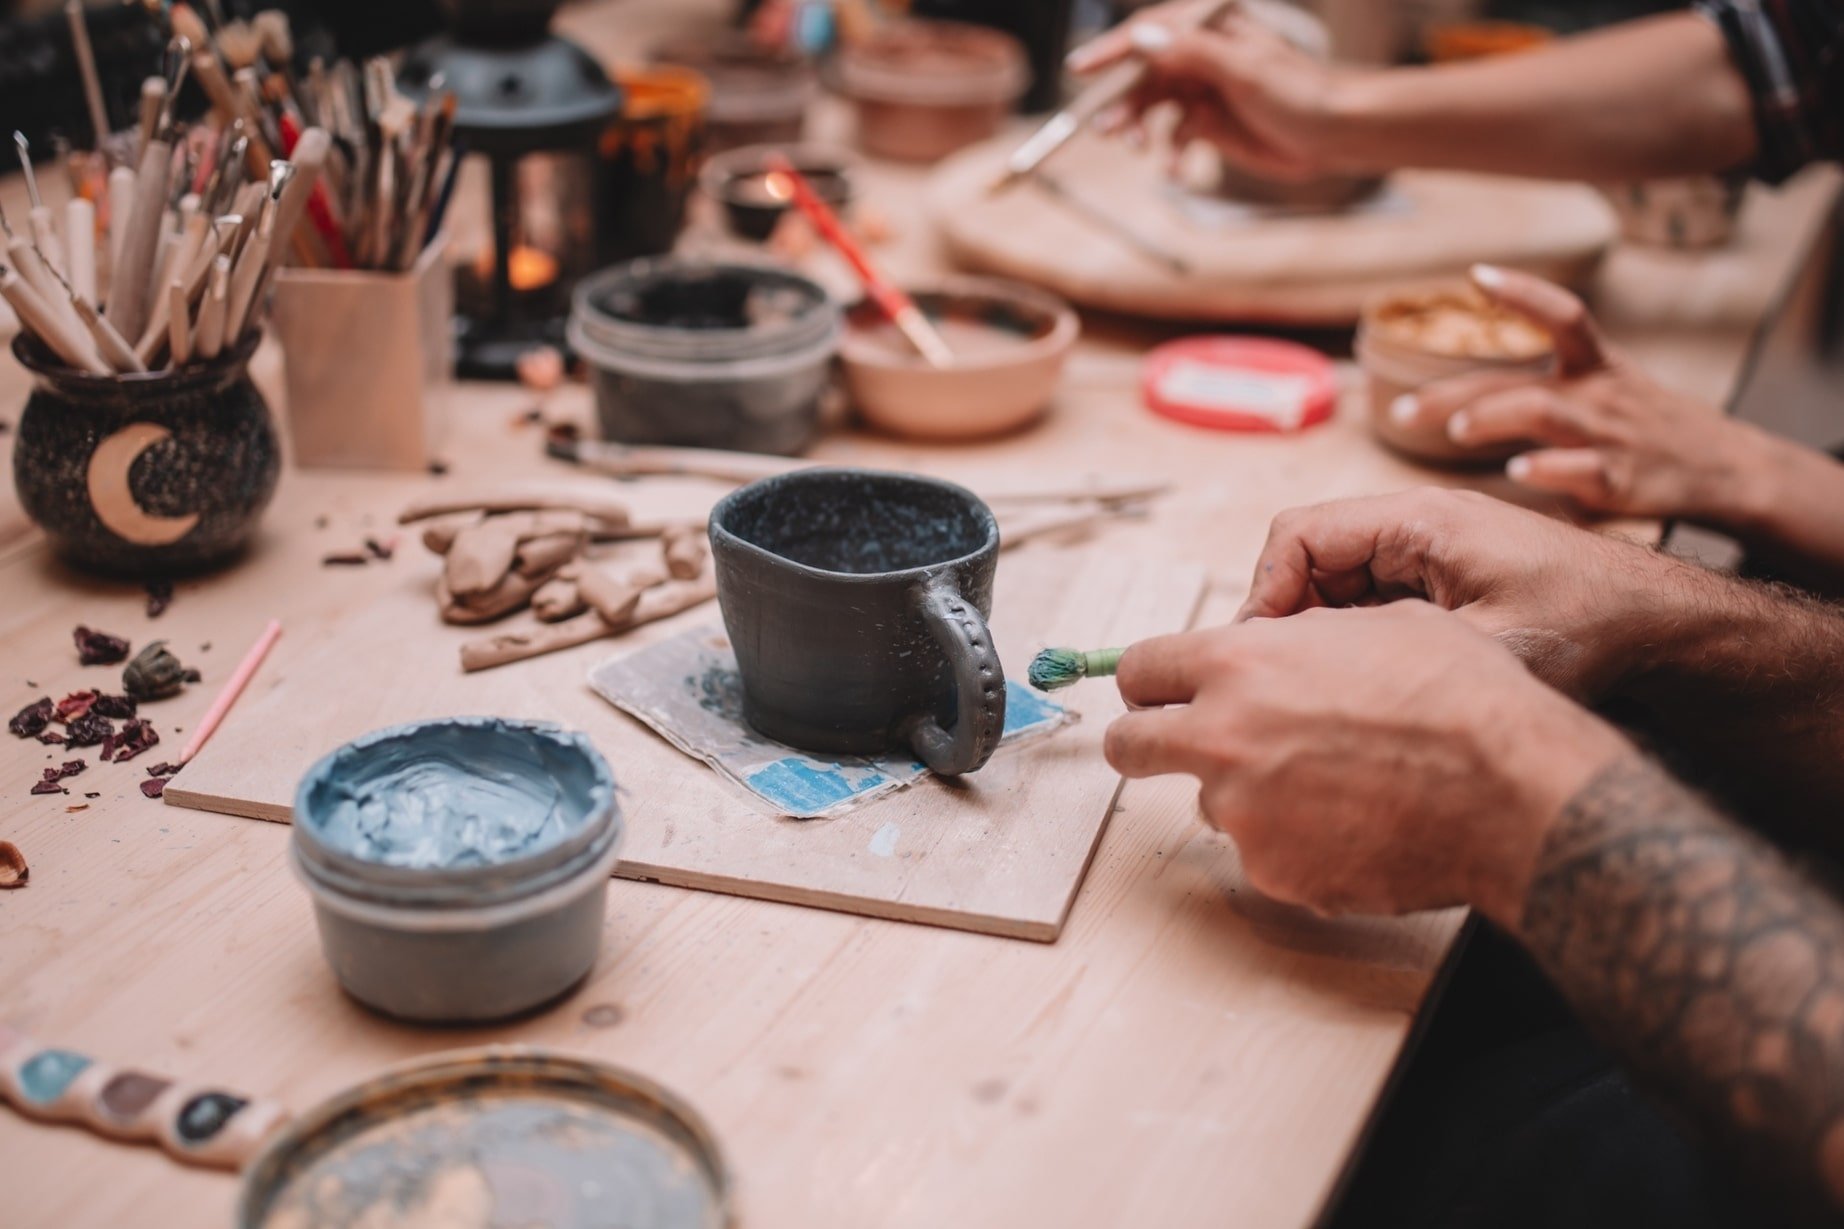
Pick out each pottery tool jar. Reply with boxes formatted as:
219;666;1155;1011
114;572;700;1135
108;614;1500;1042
237;1049;732;1229
291;718;622;1024
841;277;1078;441
568;258;840;455
1355;283;1555;464
10;331;280;576
835;20;1029;163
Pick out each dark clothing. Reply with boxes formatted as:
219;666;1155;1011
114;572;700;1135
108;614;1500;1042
1697;0;1844;181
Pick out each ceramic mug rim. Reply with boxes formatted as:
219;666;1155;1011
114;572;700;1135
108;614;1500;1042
709;467;999;585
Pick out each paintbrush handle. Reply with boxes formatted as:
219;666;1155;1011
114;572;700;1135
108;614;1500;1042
71;293;146;374
0;1024;289;1171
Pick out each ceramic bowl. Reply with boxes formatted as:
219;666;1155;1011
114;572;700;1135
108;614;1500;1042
833;19;1029;163
1355;283;1555;465
841;277;1078;441
651;30;814;153
699;142;859;243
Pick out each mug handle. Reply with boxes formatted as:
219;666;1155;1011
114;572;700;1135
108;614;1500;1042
903;575;1007;777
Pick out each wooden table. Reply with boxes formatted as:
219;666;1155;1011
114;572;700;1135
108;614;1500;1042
0;3;1837;1220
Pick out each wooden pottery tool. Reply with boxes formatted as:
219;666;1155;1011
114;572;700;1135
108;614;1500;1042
0;267;107;374
64;197;96;303
176;618;281;767
764;151;953;368
0;1024;289;1170
65;0;112;149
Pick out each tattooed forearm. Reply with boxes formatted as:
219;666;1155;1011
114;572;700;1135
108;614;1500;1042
1520;755;1844;1217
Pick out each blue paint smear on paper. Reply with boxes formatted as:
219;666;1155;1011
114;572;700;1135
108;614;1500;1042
19;1050;91;1104
747;760;889;812
1004;680;1060;733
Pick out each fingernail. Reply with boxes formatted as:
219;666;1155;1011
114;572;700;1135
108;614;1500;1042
1065;44;1098;69
1388;394;1419;425
1446;410;1471;441
1506;455;1532;481
1129;23;1174;53
1470;263;1505;289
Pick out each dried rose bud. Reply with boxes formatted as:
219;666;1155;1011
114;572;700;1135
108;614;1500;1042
65;712;113;747
123;641;195;702
74;626;131;666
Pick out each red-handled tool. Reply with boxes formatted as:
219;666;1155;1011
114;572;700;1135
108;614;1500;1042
763;152;953;369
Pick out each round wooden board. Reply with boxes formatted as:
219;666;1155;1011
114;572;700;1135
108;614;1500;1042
928;133;1620;324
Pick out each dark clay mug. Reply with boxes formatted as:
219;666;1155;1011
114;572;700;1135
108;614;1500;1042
709;469;1005;776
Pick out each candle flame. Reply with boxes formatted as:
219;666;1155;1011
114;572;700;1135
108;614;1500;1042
507;245;559;292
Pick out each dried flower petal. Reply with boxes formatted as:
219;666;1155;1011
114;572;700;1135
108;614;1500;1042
364;536;395;561
36;731;65;745
140;777;170;799
322;552;369;567
9;697;52;738
92;694;138;720
145;579;174;618
145;762;182;778
74;626;131;666
65;712;113;748
30;780;66;796
103;719;160;764
55;690;100;722
0;842;26;888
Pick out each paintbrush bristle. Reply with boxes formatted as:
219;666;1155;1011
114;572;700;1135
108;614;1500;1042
1028;648;1089;691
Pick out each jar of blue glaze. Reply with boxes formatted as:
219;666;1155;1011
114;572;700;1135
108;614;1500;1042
291;717;622;1024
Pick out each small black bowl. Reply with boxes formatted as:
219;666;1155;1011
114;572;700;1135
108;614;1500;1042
699;143;858;242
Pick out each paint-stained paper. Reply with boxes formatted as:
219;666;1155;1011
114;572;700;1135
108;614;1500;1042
587;627;1071;819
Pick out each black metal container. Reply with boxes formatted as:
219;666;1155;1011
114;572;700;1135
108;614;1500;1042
709;469;1006;777
11;332;280;577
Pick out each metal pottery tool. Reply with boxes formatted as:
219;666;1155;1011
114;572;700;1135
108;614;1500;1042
989;0;1240;195
13;132;67;279
762;151;955;368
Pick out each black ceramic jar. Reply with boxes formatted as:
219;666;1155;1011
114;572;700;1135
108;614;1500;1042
11;333;280;576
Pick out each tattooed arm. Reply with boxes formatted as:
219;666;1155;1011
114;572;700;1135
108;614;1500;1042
1520;755;1844;1218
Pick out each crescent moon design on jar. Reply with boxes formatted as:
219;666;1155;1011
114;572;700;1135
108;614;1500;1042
85;422;201;546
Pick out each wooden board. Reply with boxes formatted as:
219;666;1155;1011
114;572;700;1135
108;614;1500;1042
166;541;1206;941
930;133;1618;324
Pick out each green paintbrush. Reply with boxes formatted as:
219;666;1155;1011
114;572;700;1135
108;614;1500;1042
1028;646;1125;691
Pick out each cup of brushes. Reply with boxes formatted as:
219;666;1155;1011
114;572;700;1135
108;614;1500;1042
3;43;313;576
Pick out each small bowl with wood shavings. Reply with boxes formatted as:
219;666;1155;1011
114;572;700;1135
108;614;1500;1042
1356;283;1555;465
841;277;1079;442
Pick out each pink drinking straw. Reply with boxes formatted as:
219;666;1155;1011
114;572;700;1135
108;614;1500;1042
178;618;282;766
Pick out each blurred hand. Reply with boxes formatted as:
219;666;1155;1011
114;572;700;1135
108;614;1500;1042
1236;487;1689;699
1393;266;1779;526
1104;603;1624;923
1066;1;1349;182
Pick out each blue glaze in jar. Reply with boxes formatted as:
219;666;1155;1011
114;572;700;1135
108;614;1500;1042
292;718;622;1024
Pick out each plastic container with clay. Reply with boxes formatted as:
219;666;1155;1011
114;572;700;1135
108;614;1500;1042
569;258;841;456
292;718;622;1025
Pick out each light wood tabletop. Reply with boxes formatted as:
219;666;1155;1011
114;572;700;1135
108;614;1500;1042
0;2;1838;1224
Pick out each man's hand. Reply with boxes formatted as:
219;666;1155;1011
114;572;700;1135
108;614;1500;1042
1066;1;1351;183
1103;602;1626;925
1392;267;1783;527
1236;487;1692;698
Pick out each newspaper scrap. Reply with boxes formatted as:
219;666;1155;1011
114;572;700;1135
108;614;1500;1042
587;626;1071;819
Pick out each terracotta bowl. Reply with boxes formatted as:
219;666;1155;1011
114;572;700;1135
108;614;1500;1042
1356;283;1555;465
842;278;1078;442
833;20;1028;163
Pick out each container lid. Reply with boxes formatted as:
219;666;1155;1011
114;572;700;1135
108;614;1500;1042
1141;336;1337;433
237;1049;731;1229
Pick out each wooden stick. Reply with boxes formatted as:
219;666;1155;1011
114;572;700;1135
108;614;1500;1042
177;618;281;766
398;491;631;529
0;267;108;373
65;0;112;151
460;574;718;673
9;236;93;362
64;198;95;303
167;279;191;366
69;292;147;374
193;254;230;360
104;136;173;343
